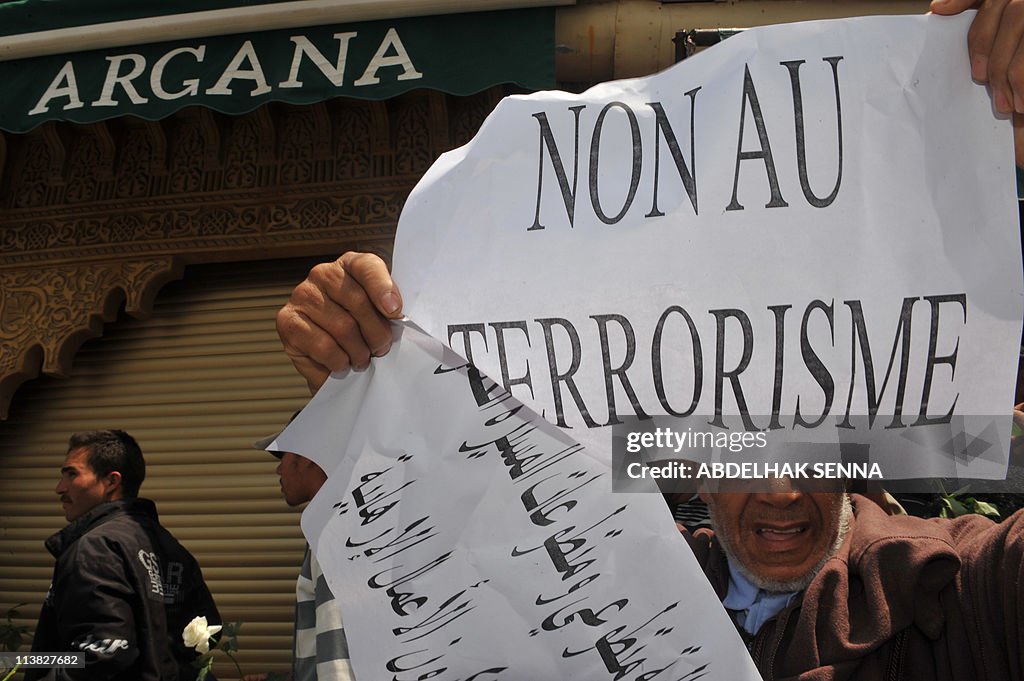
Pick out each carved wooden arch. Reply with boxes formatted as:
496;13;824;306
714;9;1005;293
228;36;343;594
0;86;509;418
166;107;221;194
4;123;65;209
366;100;391;156
171;106;221;169
0;257;184;417
63;121;118;204
114;119;168;199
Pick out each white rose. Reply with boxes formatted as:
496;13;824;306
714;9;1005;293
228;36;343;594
182;616;222;655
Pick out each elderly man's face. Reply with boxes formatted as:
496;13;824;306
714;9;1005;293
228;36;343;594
700;481;849;591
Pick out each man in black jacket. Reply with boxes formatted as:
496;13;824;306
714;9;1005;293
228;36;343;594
27;430;221;681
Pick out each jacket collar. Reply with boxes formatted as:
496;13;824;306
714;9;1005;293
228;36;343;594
45;498;158;557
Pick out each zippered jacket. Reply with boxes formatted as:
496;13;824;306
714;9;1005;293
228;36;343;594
27;498;221;681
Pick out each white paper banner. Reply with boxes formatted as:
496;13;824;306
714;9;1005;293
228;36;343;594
268;12;1022;681
393;13;1022;479
273;324;760;681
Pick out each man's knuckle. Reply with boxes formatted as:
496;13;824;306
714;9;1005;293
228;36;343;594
275;307;302;336
968;21;994;54
1008;58;1024;83
310;335;342;363
344;251;386;278
336;283;374;312
275;307;291;333
332;315;359;341
308;261;344;289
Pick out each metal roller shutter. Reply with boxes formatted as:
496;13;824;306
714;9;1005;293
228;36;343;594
0;256;326;680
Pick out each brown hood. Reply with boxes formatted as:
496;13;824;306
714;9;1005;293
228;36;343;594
781;495;967;677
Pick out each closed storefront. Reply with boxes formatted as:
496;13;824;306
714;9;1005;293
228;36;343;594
0;258;326;676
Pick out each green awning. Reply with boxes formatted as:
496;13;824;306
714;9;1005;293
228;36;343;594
0;4;556;133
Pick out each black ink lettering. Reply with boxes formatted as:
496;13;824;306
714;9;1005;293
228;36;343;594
768;304;792;430
513;506;625;580
646;90;700;218
504;441;585;483
519;471;603;526
536;317;599;428
364;517;438;563
460;422;536;465
709;308;758;430
489;321;535;400
914;293;966;426
591;314;650;425
530;106;586;230
651;305;703;416
535;573;601;606
564;602;679;680
590;102;642;225
393;587;477;643
447;324;488;367
484;404;525;427
386;649;443;673
357;480;414;526
368;552;453;590
794;299;835;429
540;597;628;632
782;57;844;208
727;64;788;211
841;297;917;429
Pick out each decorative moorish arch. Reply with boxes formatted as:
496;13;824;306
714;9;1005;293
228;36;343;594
0;85;508;417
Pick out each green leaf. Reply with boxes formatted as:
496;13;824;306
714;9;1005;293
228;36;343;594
947;497;969;516
195;656;214;681
0;632;19;652
940;496;970;517
970;500;1001;518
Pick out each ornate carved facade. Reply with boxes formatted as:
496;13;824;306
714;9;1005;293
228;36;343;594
0;87;506;416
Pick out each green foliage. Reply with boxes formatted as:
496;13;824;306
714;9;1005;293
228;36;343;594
938;486;1001;519
0;603;30;652
0;604;30;681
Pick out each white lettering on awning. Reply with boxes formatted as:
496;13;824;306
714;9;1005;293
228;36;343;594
354;28;422;86
205;40;272;96
28;61;84;115
26;27;424;116
280;32;358;88
94;53;148;106
151;46;206;100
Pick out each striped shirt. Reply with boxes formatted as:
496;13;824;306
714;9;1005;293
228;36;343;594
294;545;355;681
671;494;712;531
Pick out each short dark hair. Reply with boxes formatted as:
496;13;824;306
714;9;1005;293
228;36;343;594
67;430;146;498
